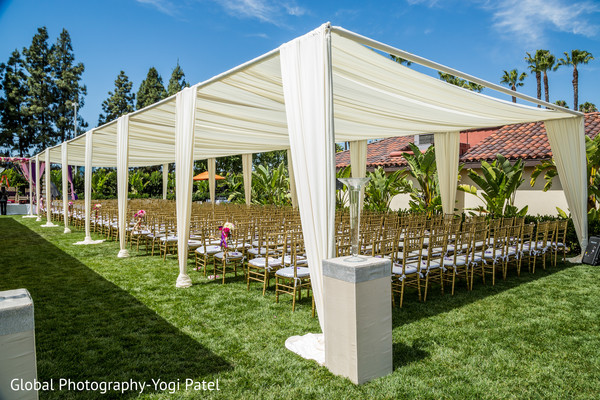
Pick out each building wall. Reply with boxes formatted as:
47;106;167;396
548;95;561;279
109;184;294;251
387;166;569;216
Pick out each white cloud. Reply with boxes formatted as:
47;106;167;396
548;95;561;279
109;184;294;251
135;0;179;16
213;0;307;24
487;0;600;44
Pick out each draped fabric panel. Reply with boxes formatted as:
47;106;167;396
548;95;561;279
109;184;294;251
28;159;33;216
84;131;93;241
242;153;252;206
35;155;41;218
545;117;588;249
163;163;169;200
208;158;216;204
44;150;51;224
175;87;197;288
349;140;367;178
281;25;336;330
61;143;71;233
117;117;130;258
434;131;460;215
287;149;298;208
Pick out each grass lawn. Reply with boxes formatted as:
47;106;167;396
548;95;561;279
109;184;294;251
1;215;599;399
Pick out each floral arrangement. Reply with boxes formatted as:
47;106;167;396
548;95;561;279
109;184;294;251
93;203;101;219
68;201;73;215
134;209;146;218
218;222;235;249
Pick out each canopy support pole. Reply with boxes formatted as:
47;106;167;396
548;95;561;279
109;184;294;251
61;143;71;233
41;150;58;227
162;163;169;200
35;155;41;221
242;154;252;206
117;116;130;258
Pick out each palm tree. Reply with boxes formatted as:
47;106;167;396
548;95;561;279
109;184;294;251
525;51;543;107
390;54;412;66
537;50;556;103
554;100;568;108
557;50;594;111
579;102;598;113
500;69;527;103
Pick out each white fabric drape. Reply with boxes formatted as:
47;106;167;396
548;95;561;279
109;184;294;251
287;149;298;208
281;24;336;331
35;155;41;220
434;131;460;215
61;143;71;233
175;87;197;288
349;140;367;178
545;117;588;249
242;153;252;206
117;116;130;258
84;131;93;241
163;163;169;200
27;159;34;216
208;158;216;204
41;150;58;227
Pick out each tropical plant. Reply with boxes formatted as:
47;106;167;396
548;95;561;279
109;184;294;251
251;163;289;206
554;100;568;108
525;50;544;106
579;102;598;113
129;170;149;195
363;167;410;212
500;69;527;103
538;50;556;103
459;154;527;218
91;168;117;199
556;50;594;111
224;172;244;204
438;72;483;92
402;143;442;216
335;166;351;209
531;134;600;214
390;54;412;66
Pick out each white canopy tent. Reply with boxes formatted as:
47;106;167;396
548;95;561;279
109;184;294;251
36;23;587;330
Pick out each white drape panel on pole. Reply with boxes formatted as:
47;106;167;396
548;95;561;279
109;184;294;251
545;117;588;250
117;116;130;258
434;131;460;215
281;24;336;331
61;143;71;233
287;149;298;208
175;87;197;288
242;154;252;206
27;159;34;216
84;131;93;241
349;140;367;178
35;155;41;220
208;158;216;204
163;163;169;200
42;150;57;227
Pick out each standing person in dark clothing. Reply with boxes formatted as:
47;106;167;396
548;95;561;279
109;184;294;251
0;186;8;215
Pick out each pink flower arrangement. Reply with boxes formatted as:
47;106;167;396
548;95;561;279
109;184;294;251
134;209;146;218
218;222;235;248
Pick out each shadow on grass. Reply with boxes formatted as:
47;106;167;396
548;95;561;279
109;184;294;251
392;256;576;329
0;218;231;399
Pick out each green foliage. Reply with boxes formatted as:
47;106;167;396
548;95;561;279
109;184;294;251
136;67;167;110
557;50;594;111
98;71;135;126
438;72;484;92
500;69;527;103
402;143;443;216
223;172;244;204
91;168;117;199
554;100;568;108
253;150;287;170
50;28;87;141
531;134;600;213
525;50;544;103
251;163;289;206
166;62;189;96
579;102;598;113
460;154;528;218
336;166;351;209
129;170;149;195
363;167;410;212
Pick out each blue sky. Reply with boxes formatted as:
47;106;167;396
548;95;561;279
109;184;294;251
1;0;599;128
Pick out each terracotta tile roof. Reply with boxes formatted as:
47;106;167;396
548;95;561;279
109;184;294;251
336;112;600;168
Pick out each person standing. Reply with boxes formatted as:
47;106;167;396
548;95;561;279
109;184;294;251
0;186;8;215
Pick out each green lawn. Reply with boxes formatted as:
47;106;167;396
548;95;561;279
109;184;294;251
1;216;599;399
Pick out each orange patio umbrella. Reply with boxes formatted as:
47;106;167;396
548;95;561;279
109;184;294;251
193;171;225;181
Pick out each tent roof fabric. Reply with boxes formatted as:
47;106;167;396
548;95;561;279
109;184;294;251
40;25;580;167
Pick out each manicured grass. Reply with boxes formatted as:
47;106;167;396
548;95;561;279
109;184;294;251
1;215;599;399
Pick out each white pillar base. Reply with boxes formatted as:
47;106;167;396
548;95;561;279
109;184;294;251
176;273;193;288
74;237;105;245
63;227;72;234
285;333;324;365
22;215;38;218
41;222;59;227
35;216;42;222
117;249;130;258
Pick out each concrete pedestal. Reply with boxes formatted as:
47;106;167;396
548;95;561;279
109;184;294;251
0;289;38;400
323;256;392;384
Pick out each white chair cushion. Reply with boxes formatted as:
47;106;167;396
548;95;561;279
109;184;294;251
275;266;310;278
442;256;466;267
283;255;307;266
195;245;221;255
248;247;267;256
249;257;282;269
392;262;419;276
214;251;244;260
